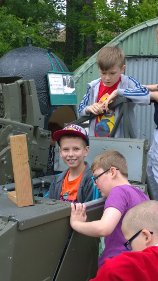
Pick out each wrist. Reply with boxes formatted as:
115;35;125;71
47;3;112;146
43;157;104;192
70;220;81;231
85;106;90;114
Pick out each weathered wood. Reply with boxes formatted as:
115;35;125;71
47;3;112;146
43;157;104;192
8;134;34;207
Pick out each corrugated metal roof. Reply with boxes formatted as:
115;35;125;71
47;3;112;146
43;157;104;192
74;17;158;143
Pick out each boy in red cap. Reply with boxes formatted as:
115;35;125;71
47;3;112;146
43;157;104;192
48;124;94;202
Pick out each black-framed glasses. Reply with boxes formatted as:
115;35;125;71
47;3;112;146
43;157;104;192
124;229;153;250
92;167;119;184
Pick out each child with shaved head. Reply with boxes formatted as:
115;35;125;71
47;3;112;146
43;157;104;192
122;200;158;252
90;200;158;281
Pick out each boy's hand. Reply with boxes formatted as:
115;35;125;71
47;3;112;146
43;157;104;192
86;103;104;115
70;203;87;228
103;90;118;111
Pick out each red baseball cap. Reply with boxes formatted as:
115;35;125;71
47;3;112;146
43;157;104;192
53;124;89;146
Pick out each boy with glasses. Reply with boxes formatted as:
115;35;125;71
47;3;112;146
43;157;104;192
70;150;149;267
90;200;158;281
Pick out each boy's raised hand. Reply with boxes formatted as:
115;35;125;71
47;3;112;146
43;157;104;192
70;203;87;228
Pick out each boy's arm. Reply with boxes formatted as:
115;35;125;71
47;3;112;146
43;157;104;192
143;84;158;91
143;84;158;102
104;89;158;110
70;203;122;237
117;83;150;104
150;91;158;102
104;77;150;106
78;85;92;117
117;78;150;104
78;81;103;116
78;94;104;116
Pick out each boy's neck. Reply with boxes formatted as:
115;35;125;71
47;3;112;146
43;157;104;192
68;162;86;180
111;177;130;188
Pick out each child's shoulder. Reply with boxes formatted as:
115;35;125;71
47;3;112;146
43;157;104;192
109;184;134;195
120;74;139;84
52;170;68;182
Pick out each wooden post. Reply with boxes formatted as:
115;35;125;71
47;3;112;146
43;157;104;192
8;134;34;207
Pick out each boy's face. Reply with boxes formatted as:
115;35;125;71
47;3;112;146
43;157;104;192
99;65;125;87
59;136;89;169
93;167;112;197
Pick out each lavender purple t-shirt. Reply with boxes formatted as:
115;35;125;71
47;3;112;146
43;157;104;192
98;184;149;267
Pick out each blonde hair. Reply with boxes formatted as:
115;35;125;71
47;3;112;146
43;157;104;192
122;200;158;234
97;45;125;71
91;150;128;177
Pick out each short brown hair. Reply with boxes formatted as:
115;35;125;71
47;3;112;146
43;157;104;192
91;150;128;177
97;45;125;71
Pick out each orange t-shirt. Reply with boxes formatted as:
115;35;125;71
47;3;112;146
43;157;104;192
60;170;84;202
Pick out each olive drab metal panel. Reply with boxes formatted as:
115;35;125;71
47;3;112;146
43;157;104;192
0;190;104;281
0;78;50;184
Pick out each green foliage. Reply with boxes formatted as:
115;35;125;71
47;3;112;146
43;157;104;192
0;7;50;57
1;0;158;68
0;0;66;57
93;0;158;46
4;0;59;23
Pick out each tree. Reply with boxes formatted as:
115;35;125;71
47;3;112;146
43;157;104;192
64;0;97;70
0;7;51;57
0;0;66;57
81;0;97;57
3;0;58;23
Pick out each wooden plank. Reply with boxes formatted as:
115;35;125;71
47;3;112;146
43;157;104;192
8;134;34;207
7;190;17;205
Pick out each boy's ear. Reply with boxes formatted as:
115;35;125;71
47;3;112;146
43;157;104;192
110;166;118;178
84;146;89;156
141;229;153;246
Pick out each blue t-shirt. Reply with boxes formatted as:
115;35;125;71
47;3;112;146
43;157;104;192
98;185;149;267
